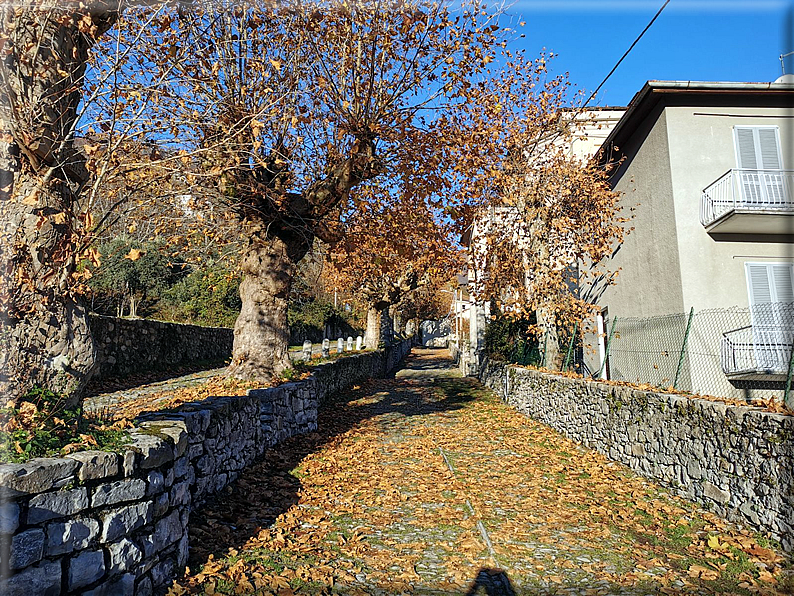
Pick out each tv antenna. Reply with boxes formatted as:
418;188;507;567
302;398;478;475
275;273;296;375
781;51;794;75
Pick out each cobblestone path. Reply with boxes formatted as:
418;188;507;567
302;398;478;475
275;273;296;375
174;348;790;596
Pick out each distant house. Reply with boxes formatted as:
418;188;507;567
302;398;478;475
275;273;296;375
583;79;794;398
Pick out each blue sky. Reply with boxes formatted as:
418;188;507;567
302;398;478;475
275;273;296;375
505;0;793;107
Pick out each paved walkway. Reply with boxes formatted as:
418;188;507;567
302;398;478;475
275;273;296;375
84;368;227;417
175;348;790;596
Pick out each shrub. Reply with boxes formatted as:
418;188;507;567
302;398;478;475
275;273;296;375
0;386;127;463
158;267;242;328
484;311;541;367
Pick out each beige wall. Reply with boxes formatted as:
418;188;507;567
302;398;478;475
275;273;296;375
665;105;794;311
585;101;793;396
591;107;686;317
582;107;683;375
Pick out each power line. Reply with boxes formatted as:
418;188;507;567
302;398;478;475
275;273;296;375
583;0;671;109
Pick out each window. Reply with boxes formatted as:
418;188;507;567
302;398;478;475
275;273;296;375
746;262;794;305
745;262;794;370
733;126;785;205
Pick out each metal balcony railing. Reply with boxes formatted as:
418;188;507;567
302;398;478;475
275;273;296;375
721;324;794;376
700;168;794;227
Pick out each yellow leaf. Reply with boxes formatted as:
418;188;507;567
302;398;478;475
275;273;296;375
21;190;39;206
125;248;144;261
707;535;720;550
269;58;282;71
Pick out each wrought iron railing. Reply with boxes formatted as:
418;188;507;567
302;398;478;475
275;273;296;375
700;168;794;227
721;324;794;375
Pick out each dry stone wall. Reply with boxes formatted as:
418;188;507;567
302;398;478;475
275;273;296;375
88;316;233;381
480;360;794;551
0;341;412;595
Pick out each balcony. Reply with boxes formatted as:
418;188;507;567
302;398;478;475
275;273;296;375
700;169;794;235
721;324;793;386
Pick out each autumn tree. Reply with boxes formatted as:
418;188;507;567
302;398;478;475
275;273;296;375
99;0;508;380
0;1;127;403
329;186;460;348
455;54;627;369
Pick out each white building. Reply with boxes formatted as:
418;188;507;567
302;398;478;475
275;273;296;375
583;80;794;399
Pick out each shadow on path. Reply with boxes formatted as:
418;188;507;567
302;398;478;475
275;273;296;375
186;348;476;567
83;361;228;400
466;568;517;596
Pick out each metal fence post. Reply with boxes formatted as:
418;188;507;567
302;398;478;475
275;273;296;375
563;322;578;372
785;342;794;410
673;307;695;390
595;317;617;380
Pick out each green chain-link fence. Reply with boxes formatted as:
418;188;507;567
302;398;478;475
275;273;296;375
600;304;794;404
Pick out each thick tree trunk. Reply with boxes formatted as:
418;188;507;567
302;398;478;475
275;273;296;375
365;308;380;350
228;234;296;380
381;308;394;345
365;303;392;350
0;163;98;403
0;5;118;404
391;307;402;339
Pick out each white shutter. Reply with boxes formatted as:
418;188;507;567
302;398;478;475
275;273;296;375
734;127;784;204
747;263;772;304
735;128;758;169
758;128;782;169
771;264;794;303
746;262;793;371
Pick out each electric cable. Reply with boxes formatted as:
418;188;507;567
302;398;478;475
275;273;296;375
583;0;671;109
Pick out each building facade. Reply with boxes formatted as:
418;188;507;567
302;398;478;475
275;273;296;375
584;80;794;400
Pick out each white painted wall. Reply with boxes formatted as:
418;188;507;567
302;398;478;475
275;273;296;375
665;105;794;311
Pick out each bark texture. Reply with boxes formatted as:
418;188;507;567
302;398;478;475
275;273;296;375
537;306;561;370
225;136;378;381
0;3;118;403
228;233;299;380
365;303;392;350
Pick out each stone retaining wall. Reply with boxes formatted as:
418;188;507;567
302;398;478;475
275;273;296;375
480;360;794;552
0;341;412;595
88;316;233;381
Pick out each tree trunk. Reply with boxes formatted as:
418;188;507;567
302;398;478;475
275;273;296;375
365;303;392;350
537;306;561;370
381;308;394;345
228;233;296;380
0;4;118;404
365;308;381;350
391;307;402;339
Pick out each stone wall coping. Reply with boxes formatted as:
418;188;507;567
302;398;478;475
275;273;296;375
1;341;413;499
500;362;791;427
89;314;232;332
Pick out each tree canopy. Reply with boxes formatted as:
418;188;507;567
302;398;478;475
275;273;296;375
0;0;629;401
